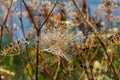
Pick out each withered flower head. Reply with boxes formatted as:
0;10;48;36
41;27;78;62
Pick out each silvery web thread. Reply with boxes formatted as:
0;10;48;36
41;28;77;61
41;27;79;62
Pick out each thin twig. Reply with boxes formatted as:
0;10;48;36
19;17;25;37
103;57;114;80
80;56;91;80
38;0;58;30
117;60;120;76
19;4;34;73
78;71;85;80
0;0;13;49
53;57;60;80
20;0;23;29
25;44;34;73
22;0;38;30
18;54;33;80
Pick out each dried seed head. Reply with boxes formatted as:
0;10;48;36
22;37;29;44
41;27;77;62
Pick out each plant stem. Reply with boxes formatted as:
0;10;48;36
35;29;40;80
53;57;60;80
35;0;58;78
0;0;13;49
38;0;58;30
19;54;33;80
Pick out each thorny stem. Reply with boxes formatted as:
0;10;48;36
72;0;119;79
